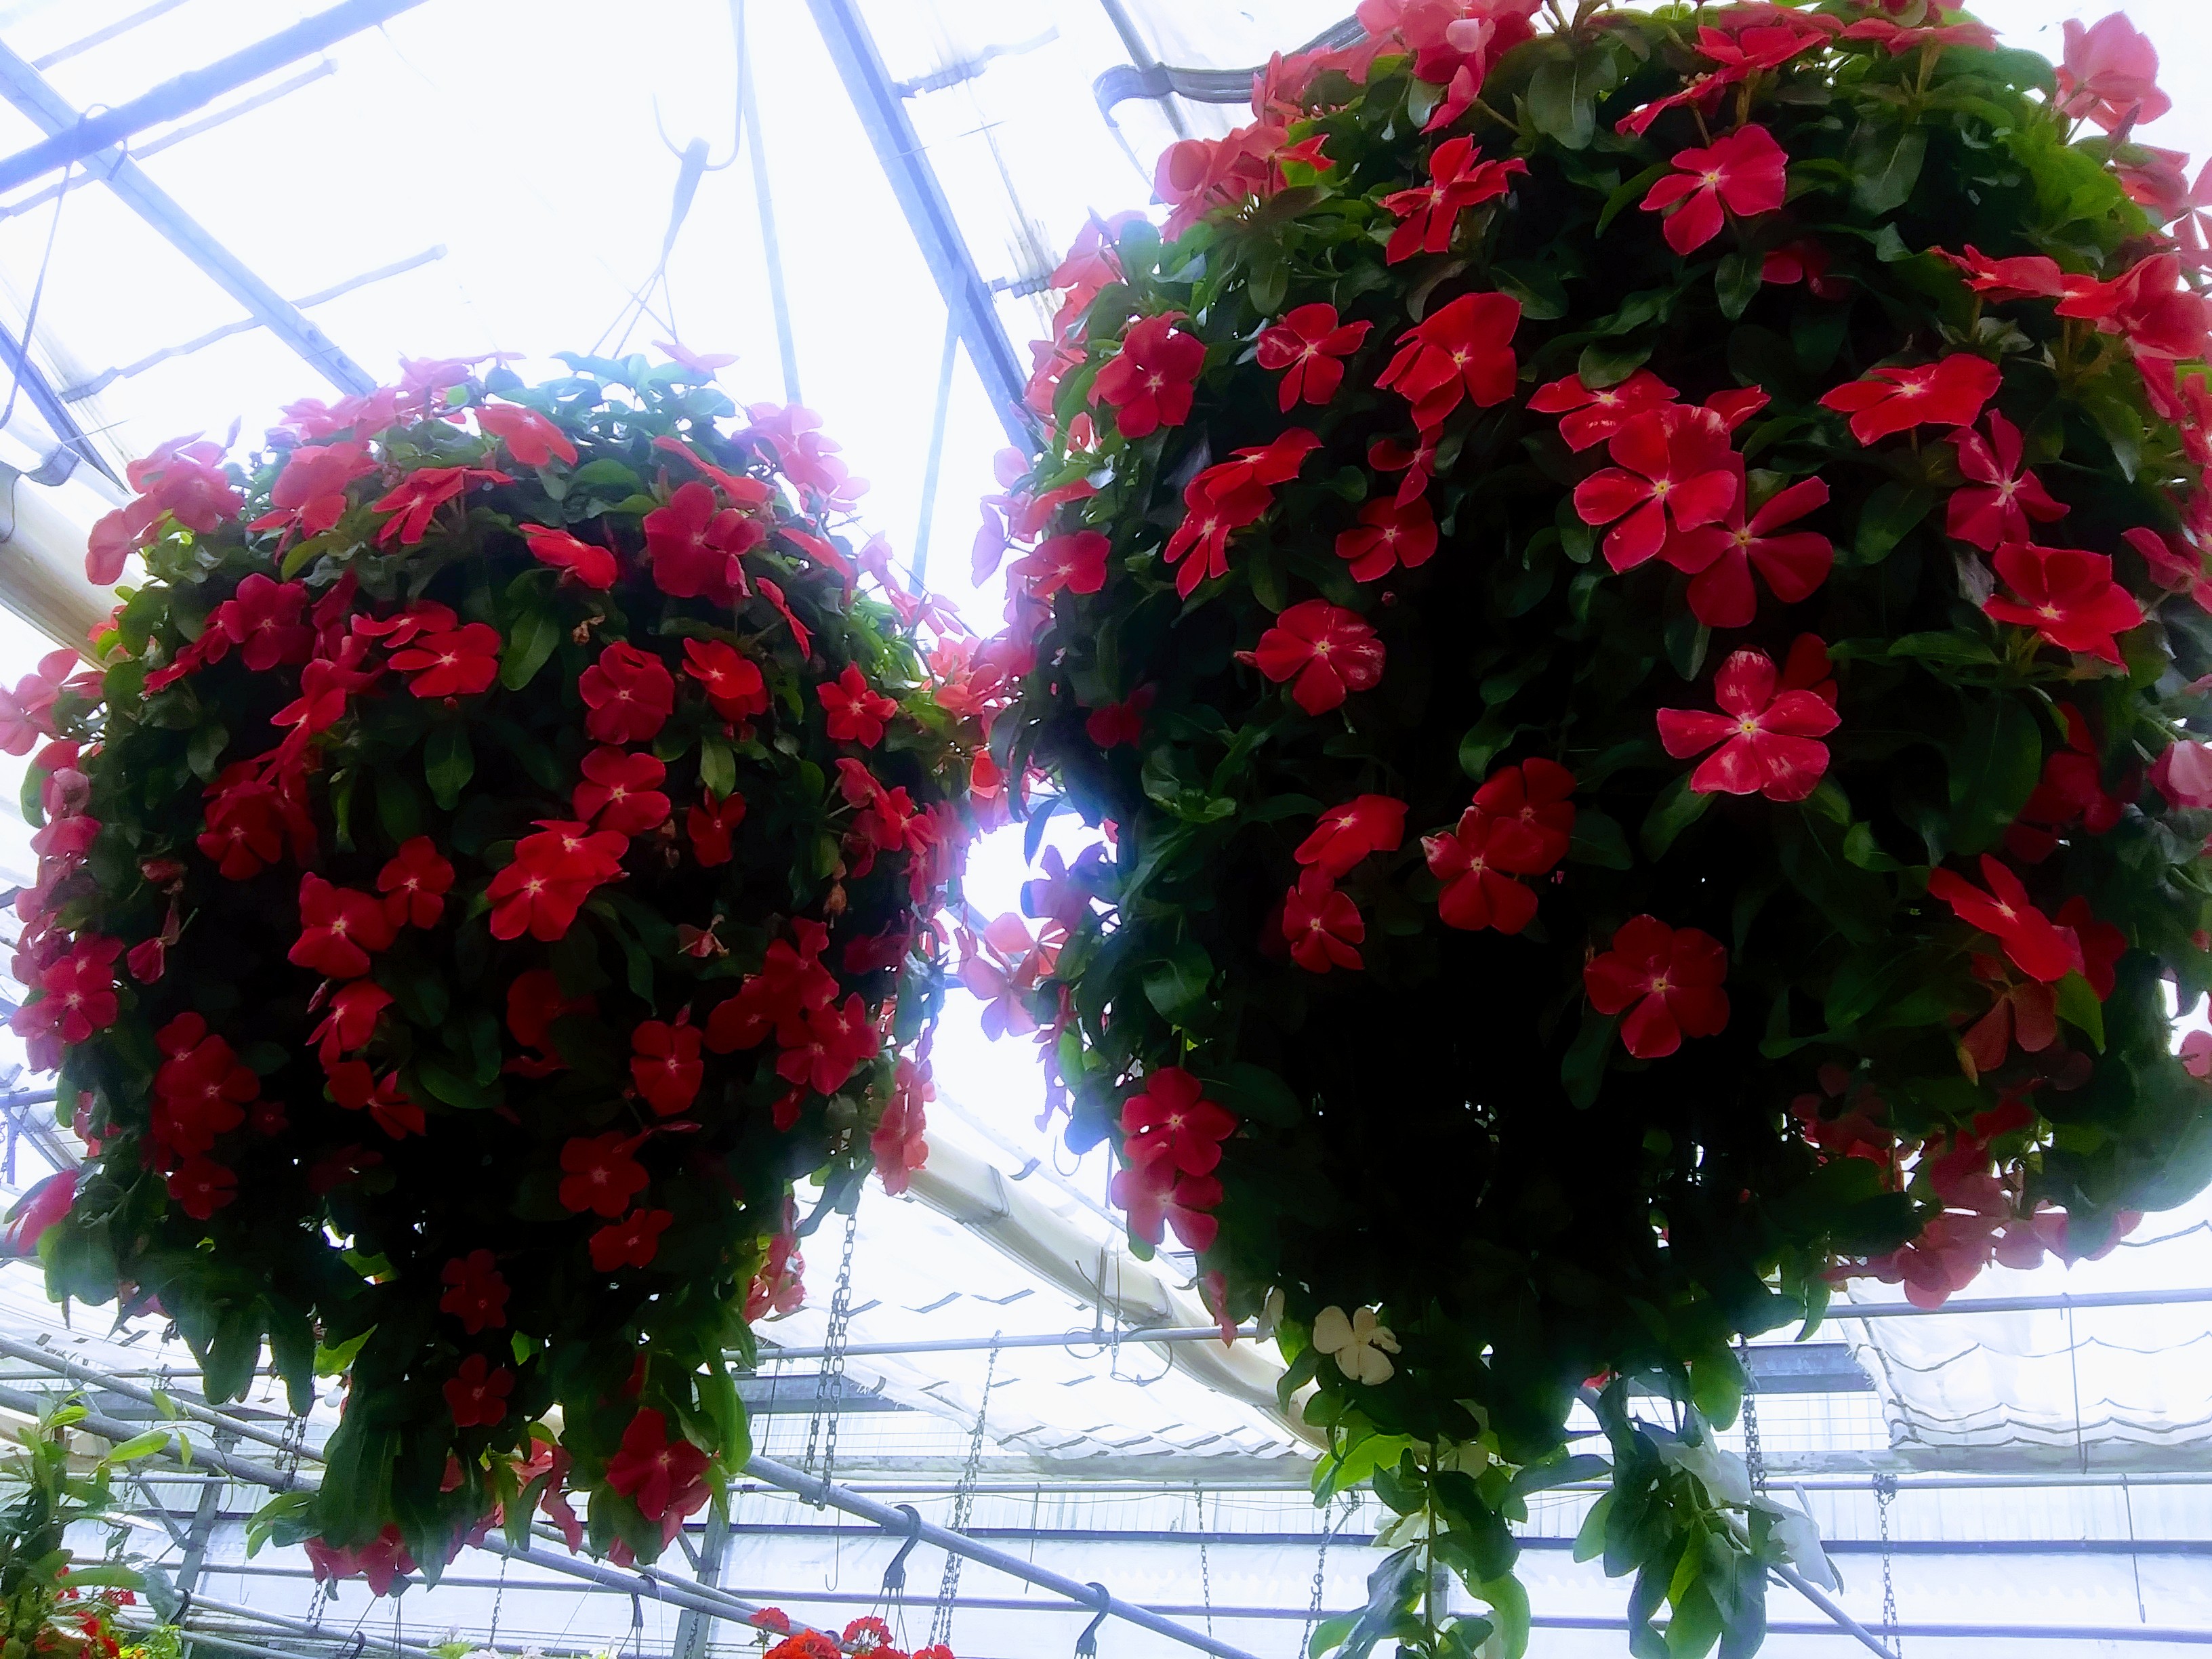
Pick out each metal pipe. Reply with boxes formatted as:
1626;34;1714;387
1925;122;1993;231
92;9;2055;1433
910;312;958;588
30;0;195;70
802;0;1032;451
735;1;800;409
136;1594;439;1659
744;1450;1262;1659
1820;1285;2212;1320
0;41;373;394
0;1330;310;1459
0;0;432;194
760;1323;1261;1361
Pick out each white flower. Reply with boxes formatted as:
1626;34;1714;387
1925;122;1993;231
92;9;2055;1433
1751;1492;1839;1591
1311;1304;1400;1385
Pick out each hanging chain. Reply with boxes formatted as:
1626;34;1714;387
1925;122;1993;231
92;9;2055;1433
1191;1483;1214;1639
1300;1493;1352;1659
802;1210;860;1507
928;1341;1000;1650
487;1551;510;1654
1874;1473;1902;1656
1738;1337;1765;1495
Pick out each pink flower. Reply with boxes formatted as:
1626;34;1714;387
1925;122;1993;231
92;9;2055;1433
1584;916;1731;1059
1640;125;1788;255
1572;406;1739;573
2055;12;2170;133
1282;869;1364;972
1249;600;1384;714
1820;354;2001;445
2152;740;2212;811
1255;304;1373;410
1091;312;1205;438
1657;639;1840;802
1946;413;2067;552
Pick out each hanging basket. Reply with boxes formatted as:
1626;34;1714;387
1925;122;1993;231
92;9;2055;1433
9;353;977;1576
987;3;2212;1652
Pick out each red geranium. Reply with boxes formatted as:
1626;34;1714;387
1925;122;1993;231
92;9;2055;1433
1657;640;1841;802
1250;600;1384;714
1584;916;1731;1059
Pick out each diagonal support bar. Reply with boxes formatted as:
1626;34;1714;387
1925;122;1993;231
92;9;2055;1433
0;40;376;395
802;0;1033;453
0;0;431;194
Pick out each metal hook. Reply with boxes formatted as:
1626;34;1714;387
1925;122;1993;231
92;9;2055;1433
1073;1582;1111;1658
882;1502;924;1593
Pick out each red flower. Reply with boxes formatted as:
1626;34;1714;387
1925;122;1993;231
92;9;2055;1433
1368;431;1437;505
1926;856;2084;984
1015;529;1112;600
819;664;899;747
579;642;676;744
1109;1160;1223;1252
1946;413;2067;552
1840;16;1996;53
1658;640;1840;802
1641;125;1787;255
508;968;594;1069
369;466;510;546
1296;794;1407;880
390;621;501;698
24;937;122;1045
521;523;617;589
327;1063;424;1140
1160;430;1320;596
1122;1068;1236;1177
478;401;578;468
1471;758;1576;872
1091;312;1205;438
1983;543;2145;665
2055;12;2169;132
1335;493;1437;581
605;1408;710;1521
2010;703;2127;861
2054;251;2209;363
1250;600;1384;714
687;791;747;865
487;821;624;942
1528;369;1678;453
1282;869;1364;972
1584;916;1731;1059
247;441;376;539
289;874;396;979
1256;303;1373;410
2127;526;2212;613
377;836;454;928
1086;685;1155;748
1938;245;2068;301
591;1208;675;1271
166;1156;237;1221
631;1019;704;1116
1423;811;1538;935
210;573;313;672
558;1132;649;1217
1664;466;1832;628
1382;140;1525;264
443;1353;513;1428
681;637;769;722
775;994;880;1095
1761;239;1849;300
1572;406;1739;572
2151;739;2212;811
642;480;762;602
1376;291;1521;430
1820;354;2001;445
574;747;672;836
2058;895;2125;1002
705;925;838;1052
438;1249;510;1333
312;979;392;1067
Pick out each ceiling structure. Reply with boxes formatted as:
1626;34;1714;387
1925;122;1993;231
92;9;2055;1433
0;1;2208;1655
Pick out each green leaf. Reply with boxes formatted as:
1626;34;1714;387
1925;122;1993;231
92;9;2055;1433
1562;1005;1618;1109
1573;1490;1615;1562
1715;252;1759;323
101;1430;173;1463
1578;336;1654;389
1842;822;1901;872
699;730;737;799
1597;163;1668;237
186;720;228;783
1641;773;1714;861
425;724;475;811
1853;483;1934;564
2055;971;2106;1051
376;770;424;844
1143;941;1214;1026
501;606;562;691
1568;809;1633;869
1528;47;1621;150
1947;697;2040;855
1849;121;1928;215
